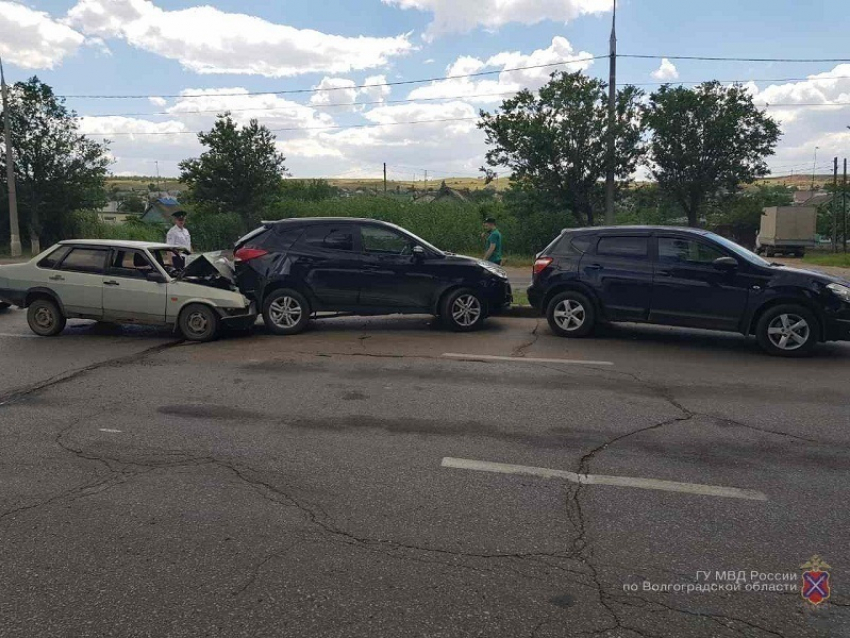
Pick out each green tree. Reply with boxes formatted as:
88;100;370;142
179;113;287;225
0;77;110;250
643;82;781;227
479;71;645;226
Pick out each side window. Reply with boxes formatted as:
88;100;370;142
37;246;70;269
58;248;108;274
362;226;411;255
570;235;594;254
658;237;725;265
108;250;156;278
596;236;648;258
299;225;355;252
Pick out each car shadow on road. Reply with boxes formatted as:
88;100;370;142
590;322;850;360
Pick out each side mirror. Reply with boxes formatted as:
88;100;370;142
146;272;166;283
412;245;426;258
713;256;738;271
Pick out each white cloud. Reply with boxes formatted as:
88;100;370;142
66;0;413;77
651;58;678;81
407;37;595;103
360;75;392;104
309;78;359;111
149;97;167;107
0;0;84;69
743;65;850;174
383;0;613;39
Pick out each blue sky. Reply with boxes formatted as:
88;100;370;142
1;0;848;179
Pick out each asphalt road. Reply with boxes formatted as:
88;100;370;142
0;306;848;638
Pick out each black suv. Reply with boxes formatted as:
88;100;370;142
527;226;850;356
233;218;512;334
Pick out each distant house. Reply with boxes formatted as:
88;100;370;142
141;196;182;224
96;201;134;224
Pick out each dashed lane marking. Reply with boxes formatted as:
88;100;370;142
442;457;768;501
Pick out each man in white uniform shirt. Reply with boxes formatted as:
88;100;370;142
166;211;192;251
166;210;191;270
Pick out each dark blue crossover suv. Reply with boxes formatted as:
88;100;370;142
233;218;512;334
527;226;850;357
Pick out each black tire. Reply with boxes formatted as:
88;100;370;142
755;304;819;357
441;288;486;332
262;288;310;335
178;303;220;342
546;291;596;338
27;298;66;337
0;301;11;312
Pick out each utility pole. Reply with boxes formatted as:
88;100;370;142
833;157;839;252
424;170;428;191
383;163;387;195
604;0;617;226
0;56;21;258
841;157;847;253
812;146;819;192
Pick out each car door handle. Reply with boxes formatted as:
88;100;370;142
48;275;64;281
585;264;603;271
104;280;120;286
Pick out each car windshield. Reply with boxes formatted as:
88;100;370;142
391;225;446;256
150;247;190;276
705;232;772;267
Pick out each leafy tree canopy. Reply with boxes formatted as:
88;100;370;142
179;113;287;225
643;82;781;227
479;71;645;226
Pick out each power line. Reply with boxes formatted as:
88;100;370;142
58;55;606;100
82;115;481;137
621;54;850;63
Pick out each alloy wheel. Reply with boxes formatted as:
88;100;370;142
767;313;810;351
269;296;303;328
553;299;586;332
451;294;482;327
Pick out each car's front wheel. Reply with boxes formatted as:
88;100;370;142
27;298;66;337
263;288;311;335
756;304;819;357
179;303;220;342
442;288;485;332
546;291;596;338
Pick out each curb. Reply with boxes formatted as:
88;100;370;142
500;306;539;318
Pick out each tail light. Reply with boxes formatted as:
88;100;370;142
533;257;553;278
234;247;268;263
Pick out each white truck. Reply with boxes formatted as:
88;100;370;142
755;206;818;257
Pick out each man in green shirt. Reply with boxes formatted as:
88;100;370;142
482;217;503;265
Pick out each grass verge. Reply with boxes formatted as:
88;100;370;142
803;252;850;268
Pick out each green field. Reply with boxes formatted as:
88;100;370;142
803;252;850;268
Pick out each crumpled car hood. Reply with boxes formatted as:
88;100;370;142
178;251;238;289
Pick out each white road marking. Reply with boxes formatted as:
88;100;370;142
99;428;123;433
0;333;38;338
441;457;768;501
442;353;614;366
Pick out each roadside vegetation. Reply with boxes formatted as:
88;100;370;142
803;252;850;268
2;72;847;261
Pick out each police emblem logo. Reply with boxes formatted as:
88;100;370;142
800;555;831;606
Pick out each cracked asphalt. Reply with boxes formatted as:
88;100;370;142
0;306;848;638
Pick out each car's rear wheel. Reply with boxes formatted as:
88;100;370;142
27;298;66;337
546;291;596;338
263;288;310;335
756;304;818;357
442;288;485;332
179;303;220;342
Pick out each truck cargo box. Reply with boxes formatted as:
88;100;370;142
759;206;817;252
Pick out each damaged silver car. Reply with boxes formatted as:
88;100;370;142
0;240;256;341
